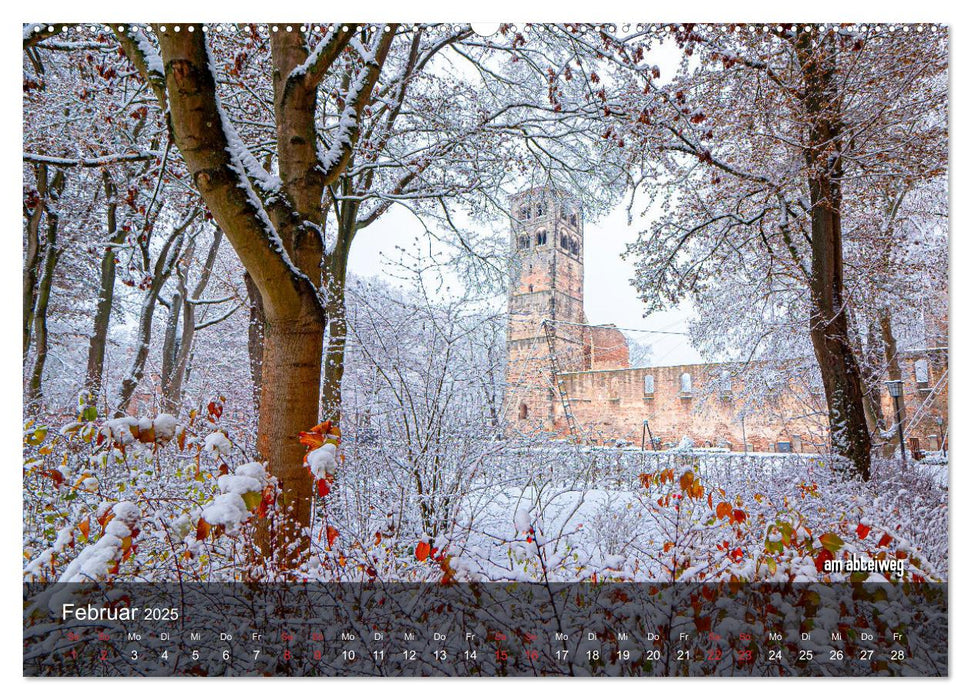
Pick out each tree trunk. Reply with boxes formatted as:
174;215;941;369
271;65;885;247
23;164;48;359
161;228;223;414
254;316;325;572
85;172;125;401
321;246;350;425
160;289;183;413
798;30;871;480
859;316;887;438
117;223;189;414
27;171;64;406
244;271;266;413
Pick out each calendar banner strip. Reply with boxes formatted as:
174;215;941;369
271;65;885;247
24;582;947;677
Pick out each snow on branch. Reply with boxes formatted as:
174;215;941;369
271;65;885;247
288;24;357;89
113;25;167;109
318;27;398;186
23;151;161;168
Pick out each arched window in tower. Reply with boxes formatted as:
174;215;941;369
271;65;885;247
517;235;530;250
570;213;577;227
536;202;545;217
535;229;547;246
520;206;531;221
569;237;579;256
560;233;569;251
518;403;529;420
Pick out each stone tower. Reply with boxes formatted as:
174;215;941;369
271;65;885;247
505;186;585;432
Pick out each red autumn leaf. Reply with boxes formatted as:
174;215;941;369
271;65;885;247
707;492;714;509
97;510;115;534
326;525;339;549
256;486;275;518
415;541;431;561
41;469;65;488
878;533;893;548
856;523;871;539
813;548;834;572
732;509;747;524
317;479;330;498
195;518;211;541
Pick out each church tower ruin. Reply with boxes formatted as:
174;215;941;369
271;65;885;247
505;186;586;432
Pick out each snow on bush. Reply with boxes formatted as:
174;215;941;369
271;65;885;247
24;402;947;585
58;501;140;583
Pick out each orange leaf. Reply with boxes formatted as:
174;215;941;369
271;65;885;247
78;518;90;541
326;525;339;549
716;502;732;520
679;471;695;491
299;431;326;451
195;518;211;541
856;523;871;539
415;541;431;561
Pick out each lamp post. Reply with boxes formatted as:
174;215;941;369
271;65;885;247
740;414;748;454
935;415;946;456
641;418;657;452
886;380;906;469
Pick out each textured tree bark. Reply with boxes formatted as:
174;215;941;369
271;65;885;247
117;223;188;414
321;269;348;425
798;31;871;480
85;172;125;401
254;318;324;570
244;271;266;413
23;164;48;359
27;170;64;405
161;229;223;414
320;213;354;425
160;289;183;412
859;316;886;438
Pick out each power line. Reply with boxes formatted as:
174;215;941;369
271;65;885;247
543;318;689;337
